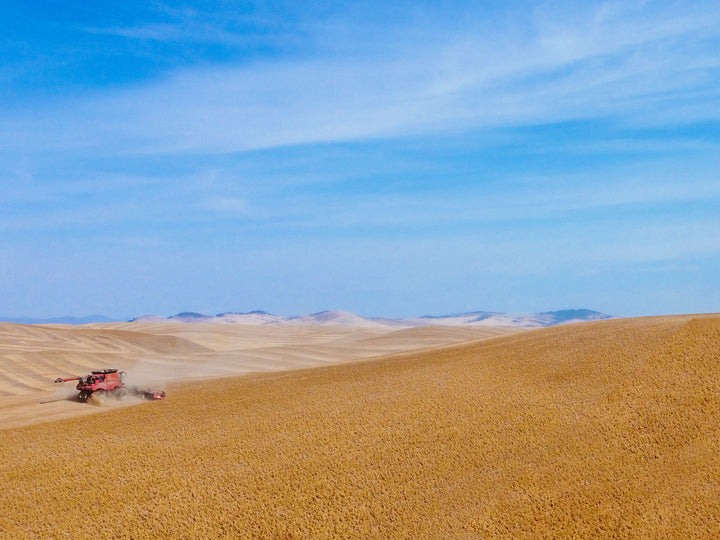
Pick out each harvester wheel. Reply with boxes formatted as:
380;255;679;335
93;389;107;403
78;391;88;401
114;387;129;400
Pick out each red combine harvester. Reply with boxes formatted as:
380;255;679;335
54;368;128;402
54;368;166;402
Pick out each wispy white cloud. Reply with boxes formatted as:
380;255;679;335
258;163;720;231
82;1;305;53
202;196;250;215
86;22;191;42
84;20;270;49
3;1;719;159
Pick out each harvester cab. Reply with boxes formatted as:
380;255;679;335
54;368;128;402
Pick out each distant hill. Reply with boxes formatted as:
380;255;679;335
216;310;270;317
535;309;611;325
409;309;611;328
169;312;213;322
124;308;612;328
213;311;287;325
127;314;168;323
1;308;612;327
285;310;393;328
0;314;116;325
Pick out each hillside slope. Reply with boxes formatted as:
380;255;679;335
1;315;718;538
0;322;512;429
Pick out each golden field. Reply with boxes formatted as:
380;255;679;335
1;315;719;538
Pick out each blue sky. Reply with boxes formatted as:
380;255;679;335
1;0;719;319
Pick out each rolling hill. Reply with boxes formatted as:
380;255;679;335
1;308;611;327
0;321;517;429
1;314;718;537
